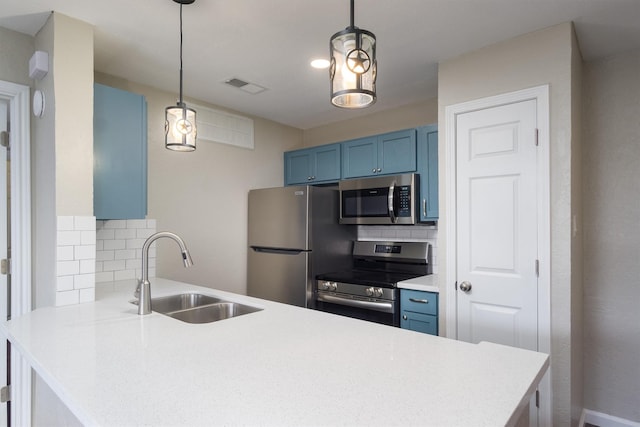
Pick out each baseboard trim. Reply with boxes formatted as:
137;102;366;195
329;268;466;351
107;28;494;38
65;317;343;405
580;409;640;427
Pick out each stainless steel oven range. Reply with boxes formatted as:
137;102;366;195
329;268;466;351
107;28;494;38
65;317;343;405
315;241;432;327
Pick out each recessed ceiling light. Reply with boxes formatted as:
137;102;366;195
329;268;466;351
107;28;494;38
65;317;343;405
310;59;330;69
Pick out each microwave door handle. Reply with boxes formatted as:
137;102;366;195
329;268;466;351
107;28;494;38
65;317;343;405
388;182;397;223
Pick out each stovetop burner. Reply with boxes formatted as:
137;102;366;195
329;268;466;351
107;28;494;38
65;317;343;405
316;270;422;288
316;241;432;288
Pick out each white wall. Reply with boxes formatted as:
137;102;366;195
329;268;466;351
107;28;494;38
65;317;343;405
437;22;583;425
582;48;640;423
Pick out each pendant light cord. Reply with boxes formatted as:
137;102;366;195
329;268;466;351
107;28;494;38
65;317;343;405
350;0;355;28
179;3;184;106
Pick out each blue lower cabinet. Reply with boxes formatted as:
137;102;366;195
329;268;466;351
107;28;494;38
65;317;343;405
400;289;439;335
401;311;438;336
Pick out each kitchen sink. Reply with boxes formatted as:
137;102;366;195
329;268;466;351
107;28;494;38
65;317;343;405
131;293;263;324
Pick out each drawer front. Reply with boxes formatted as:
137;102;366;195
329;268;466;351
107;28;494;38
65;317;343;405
401;289;438;316
401;311;438;336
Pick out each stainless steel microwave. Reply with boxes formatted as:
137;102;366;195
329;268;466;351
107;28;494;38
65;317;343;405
339;173;418;225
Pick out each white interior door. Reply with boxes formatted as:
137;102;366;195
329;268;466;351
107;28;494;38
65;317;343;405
0;100;8;427
455;99;538;351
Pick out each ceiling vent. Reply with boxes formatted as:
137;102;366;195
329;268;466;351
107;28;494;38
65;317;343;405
224;78;267;95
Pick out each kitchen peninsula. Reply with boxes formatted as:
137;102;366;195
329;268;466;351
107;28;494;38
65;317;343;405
2;278;548;426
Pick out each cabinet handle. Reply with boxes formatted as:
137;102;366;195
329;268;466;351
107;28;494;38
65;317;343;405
372;168;377;173
422;199;427;216
377;168;382;173
409;298;429;304
402;315;407;321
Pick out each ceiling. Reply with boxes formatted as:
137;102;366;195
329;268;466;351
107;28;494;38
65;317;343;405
1;0;640;130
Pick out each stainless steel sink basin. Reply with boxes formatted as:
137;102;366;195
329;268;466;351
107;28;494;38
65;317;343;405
132;293;262;324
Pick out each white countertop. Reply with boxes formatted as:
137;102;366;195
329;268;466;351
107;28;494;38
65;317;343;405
398;273;440;293
2;278;548;426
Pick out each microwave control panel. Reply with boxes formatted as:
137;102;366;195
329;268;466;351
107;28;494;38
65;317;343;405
397;185;411;217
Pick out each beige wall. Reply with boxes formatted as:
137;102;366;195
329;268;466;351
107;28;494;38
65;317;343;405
582;48;640;423
438;22;582;425
95;72;303;294
302;98;438;147
0;26;33;86
53;13;93;216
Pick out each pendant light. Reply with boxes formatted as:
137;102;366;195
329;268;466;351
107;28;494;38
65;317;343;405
165;0;197;151
329;0;377;108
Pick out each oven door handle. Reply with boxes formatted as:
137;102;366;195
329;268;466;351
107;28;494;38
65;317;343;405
317;293;395;314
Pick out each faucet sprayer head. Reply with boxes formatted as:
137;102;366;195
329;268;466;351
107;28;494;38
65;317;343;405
182;250;193;268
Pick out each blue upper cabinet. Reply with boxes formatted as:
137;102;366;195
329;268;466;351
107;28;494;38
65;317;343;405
284;143;341;185
417;125;439;222
342;129;416;179
94;84;148;220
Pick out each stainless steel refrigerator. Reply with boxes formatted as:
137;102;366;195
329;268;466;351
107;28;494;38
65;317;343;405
247;186;356;307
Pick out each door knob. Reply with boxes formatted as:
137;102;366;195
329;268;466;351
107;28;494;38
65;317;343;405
459;281;472;293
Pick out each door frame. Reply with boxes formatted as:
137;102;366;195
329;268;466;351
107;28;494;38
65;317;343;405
0;80;32;427
444;85;551;425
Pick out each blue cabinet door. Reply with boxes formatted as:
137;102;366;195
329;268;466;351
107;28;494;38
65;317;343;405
401;311;438;335
378;129;417;175
341;136;377;179
284;144;341;185
93;84;147;220
417;125;439;222
400;289;439;336
312;143;341;183
284;150;313;185
342;130;416;179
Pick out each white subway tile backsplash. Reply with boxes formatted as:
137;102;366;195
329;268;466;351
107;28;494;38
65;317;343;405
115;228;137;240
97;250;114;262
56;276;74;292
57;216;75;231
114;249;136;260
127;219;147;229
357;224;439;273
57;260;80;276
103;221;127;229
103;239;126;251
58;230;82;246
74;216;96;231
80;259;96;274
96;271;114;283
57;246;74;261
74;273;95;289
81;230;96;245
126;239;147;250
97;228;115;240
74;245;96;260
96;219;156;283
103;260;126;272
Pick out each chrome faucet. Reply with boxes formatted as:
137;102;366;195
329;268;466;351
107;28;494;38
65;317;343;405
135;231;193;315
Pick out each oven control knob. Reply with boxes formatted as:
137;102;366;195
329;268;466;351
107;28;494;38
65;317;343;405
366;287;374;297
374;288;384;298
330;282;338;291
322;281;330;290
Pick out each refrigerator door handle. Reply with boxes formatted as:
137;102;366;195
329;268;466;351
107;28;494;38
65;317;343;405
250;246;306;255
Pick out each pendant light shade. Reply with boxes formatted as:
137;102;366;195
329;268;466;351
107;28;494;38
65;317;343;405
165;0;197;151
330;0;377;108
